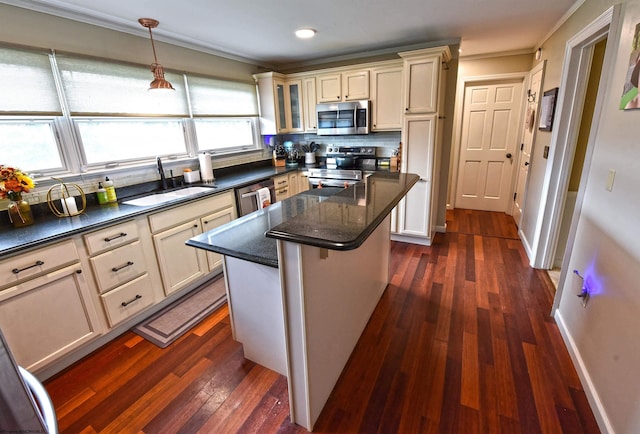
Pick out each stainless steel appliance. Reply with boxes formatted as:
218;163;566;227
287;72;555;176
235;179;276;216
306;168;363;188
316;100;371;135
0;329;57;433
325;146;376;169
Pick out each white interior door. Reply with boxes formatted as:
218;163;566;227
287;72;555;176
513;64;544;225
455;80;523;211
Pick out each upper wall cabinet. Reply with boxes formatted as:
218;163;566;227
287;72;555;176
254;72;304;135
302;77;317;132
370;65;403;131
400;47;451;114
317;70;370;103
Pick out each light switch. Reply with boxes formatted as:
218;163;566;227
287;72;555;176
606;169;616;192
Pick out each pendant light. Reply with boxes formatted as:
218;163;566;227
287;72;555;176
138;18;175;91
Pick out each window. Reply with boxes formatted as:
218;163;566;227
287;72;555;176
0;47;65;173
75;119;187;165
0;119;63;172
0;45;262;176
194;118;256;153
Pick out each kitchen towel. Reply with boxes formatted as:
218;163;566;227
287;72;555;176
256;187;271;209
198;153;214;182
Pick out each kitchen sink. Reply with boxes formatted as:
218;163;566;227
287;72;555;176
121;186;216;206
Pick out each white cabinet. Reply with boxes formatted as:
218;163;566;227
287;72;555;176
0;240;102;372
297;171;310;193
201;207;236;273
273;174;290;201
370;65;403;131
302;77;317;132
317;70;370;103
149;191;236;295
153;219;207;296
400;47;451;114
396;115;437;238
254;72;303;134
85;220;157;327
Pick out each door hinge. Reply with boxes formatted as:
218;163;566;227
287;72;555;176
520;143;524;151
513;192;517;201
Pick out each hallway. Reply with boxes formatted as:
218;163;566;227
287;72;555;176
45;209;599;433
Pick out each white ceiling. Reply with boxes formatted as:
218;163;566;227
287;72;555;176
4;0;581;68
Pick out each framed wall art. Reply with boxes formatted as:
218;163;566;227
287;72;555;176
539;87;559;131
620;22;640;110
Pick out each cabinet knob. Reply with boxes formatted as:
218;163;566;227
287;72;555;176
76;269;82;274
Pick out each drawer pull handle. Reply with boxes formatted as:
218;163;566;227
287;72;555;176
121;294;142;307
112;261;134;272
104;232;127;242
12;260;44;274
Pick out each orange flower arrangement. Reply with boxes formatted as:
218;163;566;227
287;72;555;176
0;165;36;201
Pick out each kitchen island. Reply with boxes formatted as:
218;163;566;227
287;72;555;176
187;172;419;431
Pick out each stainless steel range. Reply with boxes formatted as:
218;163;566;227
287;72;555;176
325;146;376;169
306;168;363;188
307;146;376;188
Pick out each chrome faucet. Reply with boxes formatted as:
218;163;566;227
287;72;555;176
156;156;168;190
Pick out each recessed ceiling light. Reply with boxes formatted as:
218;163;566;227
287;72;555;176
295;28;316;39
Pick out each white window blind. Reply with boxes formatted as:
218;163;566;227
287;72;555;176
187;74;258;116
56;55;188;116
0;47;61;115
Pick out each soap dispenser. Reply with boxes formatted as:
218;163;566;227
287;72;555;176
104;177;117;203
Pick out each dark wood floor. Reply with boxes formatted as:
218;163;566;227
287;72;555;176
45;208;600;433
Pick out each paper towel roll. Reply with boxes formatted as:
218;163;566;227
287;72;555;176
256;187;271;209
198;153;214;182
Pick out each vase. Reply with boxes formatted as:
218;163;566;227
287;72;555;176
7;196;34;228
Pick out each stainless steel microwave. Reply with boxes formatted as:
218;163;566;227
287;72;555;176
316;100;370;135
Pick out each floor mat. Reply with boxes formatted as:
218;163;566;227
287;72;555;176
132;275;226;348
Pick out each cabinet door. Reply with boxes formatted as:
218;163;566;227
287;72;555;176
317;74;342;103
403;56;440;114
287;79;304;133
298;172;310;193
397;115;436;238
201;207;236;273
0;263;101;372
274;78;288;133
153;219;207;296
371;66;402;131
288;172;300;197
303;77;317;132
343;70;370;101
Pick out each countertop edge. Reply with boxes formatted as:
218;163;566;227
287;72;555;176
265;174;419;250
185;239;279;269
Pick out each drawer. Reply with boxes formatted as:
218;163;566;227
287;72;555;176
0;240;79;290
148;191;235;233
273;175;289;188
84;220;139;256
89;240;148;293
101;273;154;327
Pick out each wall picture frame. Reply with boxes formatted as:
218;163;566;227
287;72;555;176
539;87;558;131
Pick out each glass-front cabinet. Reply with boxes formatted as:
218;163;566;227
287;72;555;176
254;72;304;135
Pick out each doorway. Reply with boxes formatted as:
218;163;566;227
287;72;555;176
451;74;526;213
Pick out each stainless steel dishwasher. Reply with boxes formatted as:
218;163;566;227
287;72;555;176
235;179;276;216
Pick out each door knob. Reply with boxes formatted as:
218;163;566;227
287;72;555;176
506;153;512;159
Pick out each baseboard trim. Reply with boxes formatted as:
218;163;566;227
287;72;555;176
554;310;614;433
390;234;433;246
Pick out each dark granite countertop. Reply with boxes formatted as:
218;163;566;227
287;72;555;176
187;172;419;268
0;163;300;259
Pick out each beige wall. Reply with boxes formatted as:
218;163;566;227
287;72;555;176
458;52;534;77
533;1;640;433
0;4;259;82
